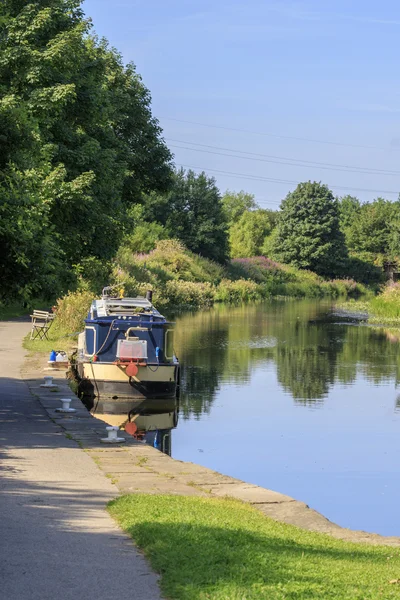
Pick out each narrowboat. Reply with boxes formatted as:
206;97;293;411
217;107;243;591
76;289;179;400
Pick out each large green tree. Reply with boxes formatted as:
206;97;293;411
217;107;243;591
229;209;273;258
273;181;347;277
222;190;258;225
143;169;229;263
0;0;172;300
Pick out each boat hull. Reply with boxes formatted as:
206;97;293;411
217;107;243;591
77;362;178;399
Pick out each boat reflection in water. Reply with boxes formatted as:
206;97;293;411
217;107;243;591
91;397;179;456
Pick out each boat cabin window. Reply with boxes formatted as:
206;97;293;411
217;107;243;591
165;329;174;360
85;326;96;356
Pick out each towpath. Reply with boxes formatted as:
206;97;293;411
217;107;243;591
0;319;162;600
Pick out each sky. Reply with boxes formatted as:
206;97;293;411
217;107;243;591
82;0;400;209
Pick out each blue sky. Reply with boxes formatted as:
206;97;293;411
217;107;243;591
83;0;400;208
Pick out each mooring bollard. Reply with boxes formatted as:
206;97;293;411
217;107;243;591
101;426;126;444
55;398;76;414
40;376;56;388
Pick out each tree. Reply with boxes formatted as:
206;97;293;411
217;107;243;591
338;195;361;247
222;190;258;224
345;198;400;255
273;181;347;277
229;209;273;258
143;169;229;263
0;0;172;300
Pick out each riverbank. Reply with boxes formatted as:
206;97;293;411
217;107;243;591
13;322;400;598
337;282;400;326
2;240;370;335
21;343;400;545
110;495;400;600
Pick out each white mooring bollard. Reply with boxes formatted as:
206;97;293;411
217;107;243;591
101;426;126;444
55;398;76;414
40;376;56;388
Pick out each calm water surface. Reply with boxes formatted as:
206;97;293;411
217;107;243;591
171;300;400;536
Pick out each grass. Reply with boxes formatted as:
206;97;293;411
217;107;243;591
23;329;77;354
108;494;400;600
338;283;400;326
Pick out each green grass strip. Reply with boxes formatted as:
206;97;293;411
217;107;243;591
108;494;400;599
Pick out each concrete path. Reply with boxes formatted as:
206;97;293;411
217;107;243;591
0;320;162;600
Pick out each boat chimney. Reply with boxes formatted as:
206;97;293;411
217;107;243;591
146;290;153;303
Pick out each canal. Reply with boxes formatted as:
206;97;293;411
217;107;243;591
171;300;400;536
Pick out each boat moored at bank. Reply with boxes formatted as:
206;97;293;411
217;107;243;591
76;289;179;400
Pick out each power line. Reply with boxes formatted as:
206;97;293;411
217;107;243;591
176;163;400;197
161;116;394;152
168;140;400;176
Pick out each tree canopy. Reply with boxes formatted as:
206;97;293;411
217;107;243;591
0;0;172;300
143;169;229;263
343;198;400;255
222;190;258;225
229;209;273;258
273;181;347;277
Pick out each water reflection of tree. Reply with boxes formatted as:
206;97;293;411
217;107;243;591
173;301;400;417
274;323;346;402
175;311;229;420
338;326;400;385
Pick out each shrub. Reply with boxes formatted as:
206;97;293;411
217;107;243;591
116;239;225;286
53;290;93;334
73;257;112;294
229;257;294;284
215;279;264;303
164;280;214;308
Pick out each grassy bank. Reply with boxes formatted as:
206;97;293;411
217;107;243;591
338;282;400;326
114;240;367;309
109;494;400;600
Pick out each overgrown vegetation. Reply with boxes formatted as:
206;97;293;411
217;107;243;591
109;494;400;600
25;241;366;340
341;282;400;325
111;240;366;311
371;284;400;320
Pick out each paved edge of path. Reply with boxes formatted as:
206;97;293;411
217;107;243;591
22;348;400;548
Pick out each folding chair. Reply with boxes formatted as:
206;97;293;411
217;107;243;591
30;310;55;341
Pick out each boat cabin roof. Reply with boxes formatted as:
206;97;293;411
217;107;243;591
89;296;164;319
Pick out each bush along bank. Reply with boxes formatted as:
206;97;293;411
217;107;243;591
112;240;367;310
